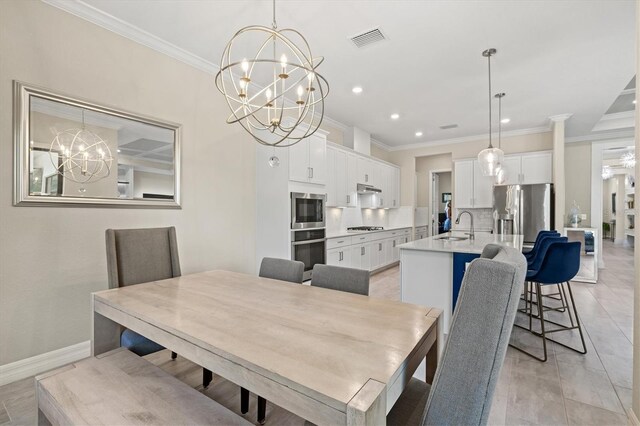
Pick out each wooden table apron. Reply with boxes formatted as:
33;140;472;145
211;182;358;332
91;270;440;426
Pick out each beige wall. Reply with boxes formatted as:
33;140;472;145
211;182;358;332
0;0;256;364
319;122;344;146
387;131;553;206
415;154;453;208
565;143;592;227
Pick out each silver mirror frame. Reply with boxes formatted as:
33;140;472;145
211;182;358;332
13;81;182;208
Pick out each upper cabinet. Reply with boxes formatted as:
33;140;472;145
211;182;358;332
454;159;493;208
497;151;552;185
289;133;326;185
326;143;400;208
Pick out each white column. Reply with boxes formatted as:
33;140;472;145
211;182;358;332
632;0;640;421
549;114;572;231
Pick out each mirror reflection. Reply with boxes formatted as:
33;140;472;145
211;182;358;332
30;96;176;200
565;228;598;283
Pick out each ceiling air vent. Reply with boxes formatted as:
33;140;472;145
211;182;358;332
439;124;458;130
350;28;386;48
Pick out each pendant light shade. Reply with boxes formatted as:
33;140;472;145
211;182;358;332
478;48;504;177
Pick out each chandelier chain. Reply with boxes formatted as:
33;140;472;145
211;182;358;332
488;53;492;149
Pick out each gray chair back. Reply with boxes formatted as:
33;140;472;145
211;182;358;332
423;244;526;426
310;264;370;296
259;257;304;284
105;227;181;289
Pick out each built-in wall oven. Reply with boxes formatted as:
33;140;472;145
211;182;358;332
291;229;326;281
291;192;325;229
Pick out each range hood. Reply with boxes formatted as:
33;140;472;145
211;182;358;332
357;183;382;194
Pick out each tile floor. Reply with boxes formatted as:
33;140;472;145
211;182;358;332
0;240;634;425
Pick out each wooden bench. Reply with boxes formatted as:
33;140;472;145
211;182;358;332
35;348;252;426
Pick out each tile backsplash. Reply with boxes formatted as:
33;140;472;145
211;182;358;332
452;208;494;231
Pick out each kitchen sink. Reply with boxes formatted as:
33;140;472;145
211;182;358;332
436;236;469;241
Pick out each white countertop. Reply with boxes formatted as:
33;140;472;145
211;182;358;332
327;226;412;239
398;232;523;254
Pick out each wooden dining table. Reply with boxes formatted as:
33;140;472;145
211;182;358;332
92;270;441;425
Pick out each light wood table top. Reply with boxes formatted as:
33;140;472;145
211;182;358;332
92;270;440;425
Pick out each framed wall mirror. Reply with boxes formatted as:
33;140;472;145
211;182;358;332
14;81;181;208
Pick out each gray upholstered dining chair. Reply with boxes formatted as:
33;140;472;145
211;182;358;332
245;257;305;424
387;244;526;426
310;264;370;296
105;226;213;388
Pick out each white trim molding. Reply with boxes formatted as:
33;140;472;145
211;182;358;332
566;129;636;144
592;111;636;132
41;0;219;74
549;113;573;122
628;407;640;426
0;341;90;386
383;125;552;152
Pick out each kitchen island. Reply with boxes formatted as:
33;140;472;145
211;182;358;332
398;231;523;379
398;232;523;331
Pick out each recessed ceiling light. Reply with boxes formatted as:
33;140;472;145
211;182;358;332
634;99;637;104
390;113;400;120
352;86;363;94
117;149;121;153
415;131;423;137
501;118;510;124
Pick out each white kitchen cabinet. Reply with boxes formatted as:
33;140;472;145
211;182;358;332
497;151;552;186
473;160;494;208
357;157;374;184
327;247;351;267
350;243;371;271
454;159;493;208
392;167;400;207
520;152;552;184
326;147;349;207
369;240;387;270
454;160;474;208
346;153;359;207
289;134;326;185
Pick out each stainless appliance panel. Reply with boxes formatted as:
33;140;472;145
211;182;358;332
493;184;553;244
291;229;326;281
291;192;326;229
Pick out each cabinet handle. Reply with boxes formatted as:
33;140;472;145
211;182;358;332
310;168;314;178
361;247;365;256
339;251;343;261
365;174;368;182
308;167;312;178
393;240;396;247
338;240;344;243
393;200;396;206
347;195;350;203
379;243;382;251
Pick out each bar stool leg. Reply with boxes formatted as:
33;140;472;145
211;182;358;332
240;388;249;414
203;369;213;388
257;396;267;424
171;351;177;360
536;282;548;362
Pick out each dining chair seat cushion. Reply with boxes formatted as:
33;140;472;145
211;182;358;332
259;257;305;284
120;329;164;356
387;378;431;426
311;264;370;296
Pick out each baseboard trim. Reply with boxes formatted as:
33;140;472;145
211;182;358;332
628;407;640;426
0;341;91;386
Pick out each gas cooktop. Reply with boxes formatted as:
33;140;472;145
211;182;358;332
347;226;384;232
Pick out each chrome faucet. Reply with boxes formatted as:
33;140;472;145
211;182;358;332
455;210;475;240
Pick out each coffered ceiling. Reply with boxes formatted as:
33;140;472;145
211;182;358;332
48;0;636;148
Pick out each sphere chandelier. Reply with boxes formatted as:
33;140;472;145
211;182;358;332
49;110;113;184
477;48;504;177
215;0;329;148
621;151;636;168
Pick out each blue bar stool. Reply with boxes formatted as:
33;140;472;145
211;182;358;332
511;241;587;362
523;230;559;259
518;236;567;320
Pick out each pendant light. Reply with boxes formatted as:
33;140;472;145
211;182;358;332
477;48;504;176
494;92;506;184
215;0;329;149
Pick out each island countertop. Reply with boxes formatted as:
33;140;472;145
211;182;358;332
398;232;524;254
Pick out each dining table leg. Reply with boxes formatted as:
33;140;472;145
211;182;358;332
91;295;120;356
346;379;386;425
425;312;441;385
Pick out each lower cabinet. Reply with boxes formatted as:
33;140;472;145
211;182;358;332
326;228;411;272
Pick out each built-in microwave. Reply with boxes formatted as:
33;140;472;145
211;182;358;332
291;192;325;229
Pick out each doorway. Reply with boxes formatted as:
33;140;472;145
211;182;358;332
431;171;452;236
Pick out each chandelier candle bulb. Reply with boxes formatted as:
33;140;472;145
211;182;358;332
279;54;288;79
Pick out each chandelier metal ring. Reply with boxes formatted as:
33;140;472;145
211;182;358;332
215;22;329;147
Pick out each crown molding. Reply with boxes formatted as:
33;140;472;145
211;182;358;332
383;125;552;152
370;138;391;152
549;113;573;122
592;110;636;132
41;0;219;74
565;129;635;144
319;115;349;132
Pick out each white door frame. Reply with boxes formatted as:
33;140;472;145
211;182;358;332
429;168;452;236
590;137;634;268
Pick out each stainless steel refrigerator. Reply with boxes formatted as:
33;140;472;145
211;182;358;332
493;184;554;244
